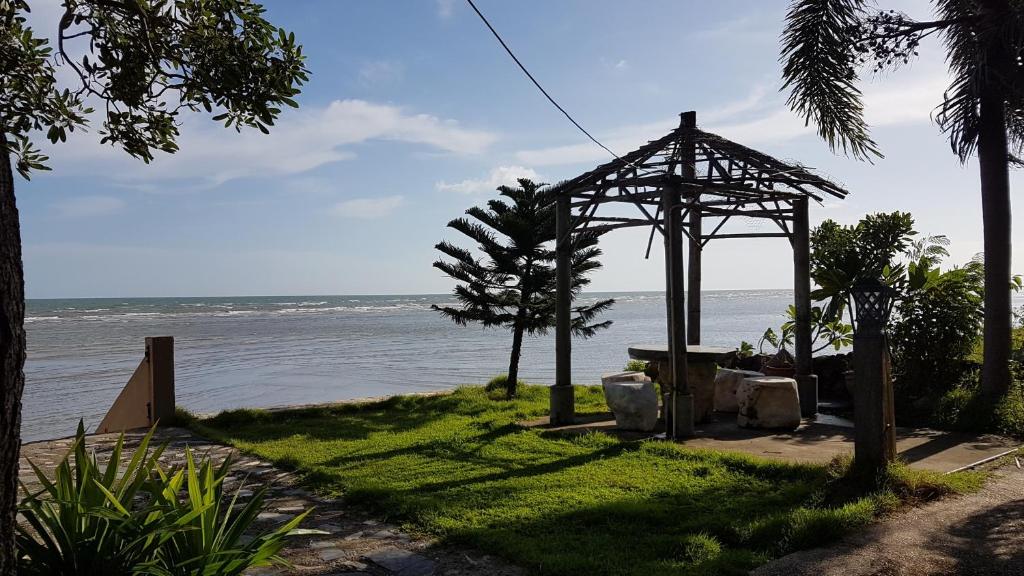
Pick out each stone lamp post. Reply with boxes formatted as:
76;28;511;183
851;278;898;471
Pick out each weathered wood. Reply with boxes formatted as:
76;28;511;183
551;195;574;425
667;111;696;438
685;124;701;347
792;197;817;417
699;232;791;240
854;330;887;470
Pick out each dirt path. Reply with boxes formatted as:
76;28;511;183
753;461;1024;576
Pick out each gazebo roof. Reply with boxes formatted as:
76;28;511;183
550;115;847;241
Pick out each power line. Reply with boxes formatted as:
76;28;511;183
464;0;625;163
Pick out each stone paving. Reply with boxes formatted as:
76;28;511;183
19;427;523;576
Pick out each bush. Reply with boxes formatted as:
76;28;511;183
16;423;311;575
623;359;648;372
485;374;525;396
934;379;1024;438
890;263;983;403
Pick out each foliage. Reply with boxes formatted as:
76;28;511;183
933;379;1024;439
485;374;525;396
624;359;648;372
16;423;171;575
810;212;916;329
142;449;312;576
194;386;979;576
736;342;755;359
1;0;309;176
890;256;985;402
433;179;613;397
780;0;1024;163
758;325;793;355
16;423;308;575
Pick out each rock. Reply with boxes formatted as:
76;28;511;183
256;512;294;524
366;547;437;576
736;376;801;430
600;371;650;385
714;368;764;413
651;358;718;424
602;380;659;431
317;546;349;562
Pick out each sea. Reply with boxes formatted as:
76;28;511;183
22;290;796;442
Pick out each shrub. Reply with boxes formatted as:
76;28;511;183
485;374;525;396
934;379;1024;438
623;359;648;372
17;423;311;575
890;260;983;403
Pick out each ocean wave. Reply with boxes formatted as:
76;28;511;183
25;316;61;323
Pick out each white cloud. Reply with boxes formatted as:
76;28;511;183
52;196;125;219
437;0;456;19
436;165;542;194
50;99;497;187
358;60;405;88
332;195;404;219
514;60;953;168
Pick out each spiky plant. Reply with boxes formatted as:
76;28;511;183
780;0;1023;398
432;179;614;398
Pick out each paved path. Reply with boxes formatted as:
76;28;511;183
20;428;522;576
753;460;1024;576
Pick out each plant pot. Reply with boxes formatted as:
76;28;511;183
762;364;796;378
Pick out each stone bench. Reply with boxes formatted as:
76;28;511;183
736;376;801;430
601;371;658;432
714;368;764;413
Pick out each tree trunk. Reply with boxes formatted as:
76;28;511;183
978;74;1013;399
507;320;524;399
0;136;26;576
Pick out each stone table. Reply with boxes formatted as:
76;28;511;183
627;345;734;424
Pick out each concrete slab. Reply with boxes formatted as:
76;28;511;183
521;413;1020;473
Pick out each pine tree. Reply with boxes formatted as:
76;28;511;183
432;179;613;398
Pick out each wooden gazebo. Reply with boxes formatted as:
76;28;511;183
549;111;848;437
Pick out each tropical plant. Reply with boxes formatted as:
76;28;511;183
143;449;311;576
1;2;309;568
624;359;649;372
891;255;986;402
16;423;310;576
780;0;1023;399
432;179;614;398
809;212;916;331
736;341;755;359
16;423;171;575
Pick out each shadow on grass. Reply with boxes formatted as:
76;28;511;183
194;386;974;576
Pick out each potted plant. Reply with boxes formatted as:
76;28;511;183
758;327;796;377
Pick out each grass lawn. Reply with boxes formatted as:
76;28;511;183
193;385;982;576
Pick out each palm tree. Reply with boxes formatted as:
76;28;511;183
780;0;1021;398
432;179;613;398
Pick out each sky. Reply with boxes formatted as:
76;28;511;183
16;0;1024;298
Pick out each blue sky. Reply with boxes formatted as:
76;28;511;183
18;0;1024;298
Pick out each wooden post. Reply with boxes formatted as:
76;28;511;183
687;197;702;346
550;194;574;425
682;112;701;347
853;328;886;470
792;197;817;417
96;336;175;434
665;190;692;438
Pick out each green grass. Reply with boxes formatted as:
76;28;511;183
192;385;981;576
